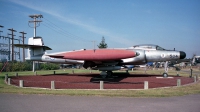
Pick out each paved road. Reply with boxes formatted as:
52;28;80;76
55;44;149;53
0;93;200;112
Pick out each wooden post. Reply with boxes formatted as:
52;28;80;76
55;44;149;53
144;81;148;89
190;69;193;78
5;74;8;82
19;80;23;87
8;78;11;85
194;76;197;83
100;81;104;90
177;79;181;86
51;81;55;89
16;73;18;77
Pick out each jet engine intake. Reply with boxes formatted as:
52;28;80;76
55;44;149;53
122;50;146;64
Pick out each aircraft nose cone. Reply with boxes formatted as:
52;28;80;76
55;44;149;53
180;51;186;59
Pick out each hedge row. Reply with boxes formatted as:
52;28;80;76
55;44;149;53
0;61;60;72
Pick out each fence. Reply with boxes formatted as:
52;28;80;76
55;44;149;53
6;77;197;89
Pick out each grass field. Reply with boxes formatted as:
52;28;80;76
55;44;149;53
0;68;200;97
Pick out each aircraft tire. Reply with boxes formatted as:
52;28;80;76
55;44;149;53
162;73;168;77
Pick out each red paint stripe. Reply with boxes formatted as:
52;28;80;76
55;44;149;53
56;49;136;61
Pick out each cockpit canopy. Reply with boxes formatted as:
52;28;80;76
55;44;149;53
129;44;166;50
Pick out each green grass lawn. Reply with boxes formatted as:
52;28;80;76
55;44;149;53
0;68;200;97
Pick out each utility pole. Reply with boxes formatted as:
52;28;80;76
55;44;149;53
19;31;26;62
28;14;43;72
91;41;96;49
0;25;3;36
3;34;11;61
8;28;17;61
0;25;3;40
29;14;43;37
17;39;20;61
0;25;4;61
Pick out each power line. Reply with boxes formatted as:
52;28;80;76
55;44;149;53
42;17;91;42
42;21;88;42
2;34;11;61
43;17;88;41
19;31;26;62
8;28;17;61
42;23;87;42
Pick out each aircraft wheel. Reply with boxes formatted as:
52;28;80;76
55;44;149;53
162;73;168;77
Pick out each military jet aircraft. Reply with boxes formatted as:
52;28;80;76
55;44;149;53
15;37;186;77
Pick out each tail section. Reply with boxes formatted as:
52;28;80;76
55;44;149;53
14;37;52;61
27;37;51;58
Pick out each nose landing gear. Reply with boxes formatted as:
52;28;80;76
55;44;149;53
163;61;169;77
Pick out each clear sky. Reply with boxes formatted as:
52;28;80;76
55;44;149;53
0;0;200;59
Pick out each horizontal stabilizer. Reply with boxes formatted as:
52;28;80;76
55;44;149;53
14;44;52;50
48;55;64;58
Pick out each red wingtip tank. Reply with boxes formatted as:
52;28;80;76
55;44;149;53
53;49;136;61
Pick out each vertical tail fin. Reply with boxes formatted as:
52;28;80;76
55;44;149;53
14;37;52;61
28;37;45;57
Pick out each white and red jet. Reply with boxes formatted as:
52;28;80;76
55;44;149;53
15;37;186;77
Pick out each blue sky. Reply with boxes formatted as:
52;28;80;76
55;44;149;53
0;0;200;59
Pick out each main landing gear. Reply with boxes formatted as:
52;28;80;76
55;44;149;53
91;71;115;82
100;71;113;78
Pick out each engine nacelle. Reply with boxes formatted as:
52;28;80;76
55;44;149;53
122;50;146;65
92;66;121;71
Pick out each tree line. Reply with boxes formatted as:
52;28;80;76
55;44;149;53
0;61;60;72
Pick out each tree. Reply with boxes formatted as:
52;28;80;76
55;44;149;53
97;36;108;49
